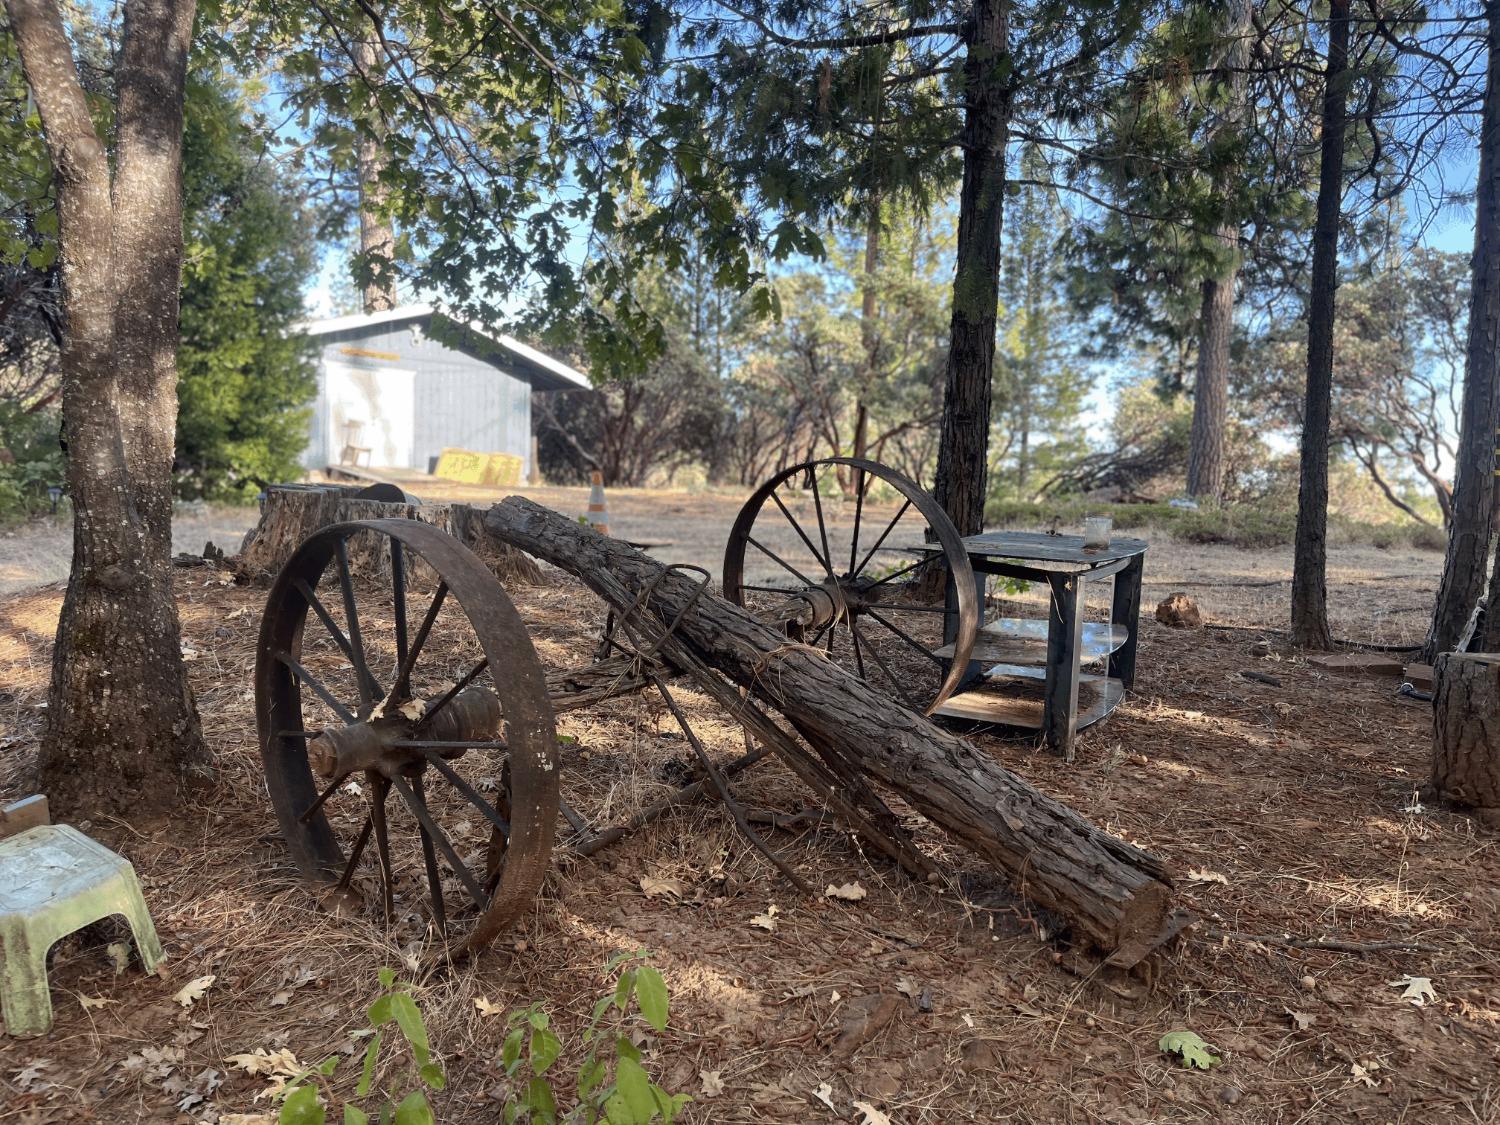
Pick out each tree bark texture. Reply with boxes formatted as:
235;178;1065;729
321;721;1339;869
485;496;1177;964
1185;269;1235;497
1184;0;1250;501
1432;653;1500;827
7;0;208;817
933;0;1010;536
1290;0;1350;651
239;484;542;586
354;32;397;313
1467;5;1500;652
851;195;881;471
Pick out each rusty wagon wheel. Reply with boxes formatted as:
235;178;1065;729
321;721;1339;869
723;457;979;715
254;518;558;958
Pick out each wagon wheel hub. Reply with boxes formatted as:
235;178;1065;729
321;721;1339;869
306;684;504;779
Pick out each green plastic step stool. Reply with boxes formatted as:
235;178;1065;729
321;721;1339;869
0;800;164;1038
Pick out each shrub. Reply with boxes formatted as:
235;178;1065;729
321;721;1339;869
0;403;66;523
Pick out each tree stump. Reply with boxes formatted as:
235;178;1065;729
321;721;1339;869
237;485;542;587
1433;652;1500;827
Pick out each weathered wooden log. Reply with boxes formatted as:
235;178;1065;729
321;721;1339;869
1433;652;1500;828
238;484;542;587
486;496;1178;965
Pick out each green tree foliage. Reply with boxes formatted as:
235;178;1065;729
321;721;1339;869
175;64;317;500
1066;2;1316;384
1243;243;1468;526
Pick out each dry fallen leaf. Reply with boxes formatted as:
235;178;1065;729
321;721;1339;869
824;882;867;902
474;997;503;1017
78;994;114;1011
268;990;292;1008
1389;975;1436;1006
1285;1009;1315;1030
172;975;216;1009
853;1100;893;1125
749;903;780;932
699;1070;725;1098
640;875;687;899
224;1048;301;1078
1185;868;1229;885
398;698;426;721
812;1081;836;1111
12;1060;52;1092
1351;1060;1379;1087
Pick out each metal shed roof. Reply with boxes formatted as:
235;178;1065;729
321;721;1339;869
301;305;592;392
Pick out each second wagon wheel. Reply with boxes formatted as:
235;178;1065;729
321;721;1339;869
255;519;558;958
723;457;979;714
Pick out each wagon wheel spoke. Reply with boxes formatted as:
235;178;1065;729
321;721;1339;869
850;620;917;711
418;750;511;840
390;772;490;919
768;489;832;578
864;556;929;592
275;652;357;725
335;811;374;893
299;769;351;823
851;498;912;579
850;623;867;680
864;608;946;667
746;535;820;589
420;658;489;725
808;471;835;579
370;775;396;920
848;466;870;575
391;539;409;674
334;539;379;715
392;580;448;700
292;579;381;704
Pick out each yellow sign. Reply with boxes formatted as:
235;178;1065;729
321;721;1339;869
434;448;523;487
338;346;402;361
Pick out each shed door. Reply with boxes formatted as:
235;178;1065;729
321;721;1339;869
325;363;415;469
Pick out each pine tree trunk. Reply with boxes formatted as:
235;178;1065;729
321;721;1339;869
850;197;881;474
1290;0;1350;651
933;0;1010;536
1185;265;1236;498
7;0;209;817
1450;4;1500;655
1432;653;1500;827
1184;0;1250;501
354;30;397;313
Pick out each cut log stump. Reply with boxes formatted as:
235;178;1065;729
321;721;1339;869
238;484;542;587
485;495;1179;966
1432;652;1500;828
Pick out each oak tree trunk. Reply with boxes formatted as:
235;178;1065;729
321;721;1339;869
6;0;209;816
486;497;1178;964
1458;5;1500;654
1432;652;1500;827
1290;0;1350;651
933;0;1010;536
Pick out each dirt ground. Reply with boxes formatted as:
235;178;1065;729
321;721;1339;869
1;482;1495;1124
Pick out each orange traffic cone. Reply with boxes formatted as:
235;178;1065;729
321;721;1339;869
586;470;610;535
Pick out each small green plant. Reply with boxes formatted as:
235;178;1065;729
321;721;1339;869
499;951;688;1125
277;967;446;1125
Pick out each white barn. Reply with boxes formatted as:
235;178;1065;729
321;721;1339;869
300;305;590;479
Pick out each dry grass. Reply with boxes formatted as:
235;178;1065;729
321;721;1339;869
0;518;1496;1124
